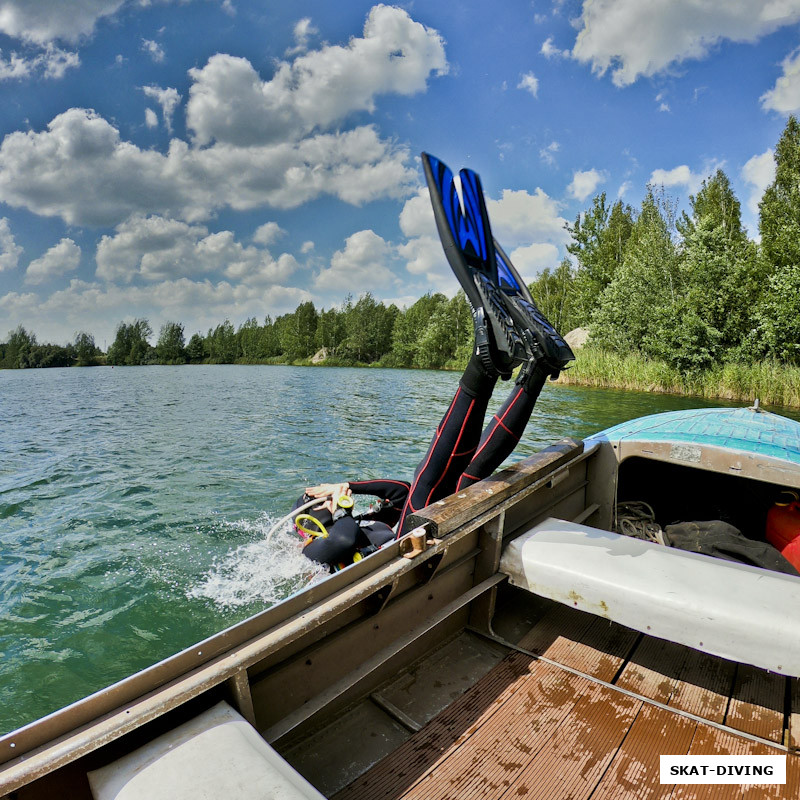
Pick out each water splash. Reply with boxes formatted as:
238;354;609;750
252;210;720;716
187;514;328;609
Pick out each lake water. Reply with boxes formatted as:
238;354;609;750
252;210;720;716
1;364;797;734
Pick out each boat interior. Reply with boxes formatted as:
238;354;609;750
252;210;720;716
3;428;800;799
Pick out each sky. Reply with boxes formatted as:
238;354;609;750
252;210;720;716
0;0;798;348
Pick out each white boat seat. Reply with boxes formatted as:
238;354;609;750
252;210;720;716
87;701;326;800
500;517;800;677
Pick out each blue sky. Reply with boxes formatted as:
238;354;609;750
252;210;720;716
0;0;798;347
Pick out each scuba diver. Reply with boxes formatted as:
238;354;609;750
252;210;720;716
295;152;575;569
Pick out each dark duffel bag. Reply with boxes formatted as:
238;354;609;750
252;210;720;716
663;520;800;576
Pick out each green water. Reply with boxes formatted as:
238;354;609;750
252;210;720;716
1;365;796;734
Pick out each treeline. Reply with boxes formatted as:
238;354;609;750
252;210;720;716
0;328;102;369
102;292;474;369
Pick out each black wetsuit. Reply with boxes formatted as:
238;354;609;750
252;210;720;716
298;479;410;567
301;355;549;568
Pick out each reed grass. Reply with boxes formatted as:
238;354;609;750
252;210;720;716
557;346;800;409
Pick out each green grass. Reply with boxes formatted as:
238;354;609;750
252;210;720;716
558;346;800;408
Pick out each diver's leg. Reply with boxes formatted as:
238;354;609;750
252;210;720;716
396;353;497;535
456;359;550;490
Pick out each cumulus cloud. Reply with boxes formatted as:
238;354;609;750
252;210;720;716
507;243;560;277
315;229;398;292
742;149;775;218
0;0;126;44
145;108;158;128
487;188;569;245
567;168;607;202
0;44;79;81
0;276;313;346
25;238;81;285
142;86;181;134
540;37;568;59
761;46;800;113
141;38;165;63
539;140;560;166
252;221;285;246
286;17;318;56
186;6;447;147
0;109;418;226
649;164;704;194
571;0;800;87
517;72;539;98
95;215;299;284
0;217;22;272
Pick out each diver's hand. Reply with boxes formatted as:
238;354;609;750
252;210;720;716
305;482;351;514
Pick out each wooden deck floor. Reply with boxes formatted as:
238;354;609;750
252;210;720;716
334;604;800;800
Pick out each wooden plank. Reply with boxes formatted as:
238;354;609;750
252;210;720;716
499;685;641;800
667;647;736;724
403;661;596;800
590;703;696;800
725;664;786;743
516;601;597;656
333;651;534;800
615;636;691;704
789;677;800;750
671;724;800;800
554;615;640;683
405;439;583;538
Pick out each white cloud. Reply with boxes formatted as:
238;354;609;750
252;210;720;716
617;180;632;198
0;109;418;226
0;44;79;81
145;108;158;128
300;240;314;254
487;188;569;245
742;149;775;218
142;86;181;134
761;46;800;113
186;6;447;147
252;221;285;246
571;0;800;87
0;277;313;346
649;164;703;194
507;243;559;279
315;229;398;291
540;37;568;59
0;0;126;44
0;217;22;272
25;238;81;285
95;215;299;285
517;72;539;98
567;168;607;202
539;140;560;166
286;17;318;56
141;38;165;63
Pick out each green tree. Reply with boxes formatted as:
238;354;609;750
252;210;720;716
107;319;153;365
207;320;238;363
529;259;575;335
756;116;800;364
2;326;37;368
156;321;186;364
591;189;680;360
237;317;261;362
314;307;347;355
259;315;282;358
567;194;633;326
676;170;761;366
185;333;207;363
339;293;398;363
391;293;448;367
73;331;99;366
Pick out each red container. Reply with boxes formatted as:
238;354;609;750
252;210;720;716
766;490;800;571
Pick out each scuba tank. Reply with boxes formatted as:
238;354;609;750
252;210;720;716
766;490;800;570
